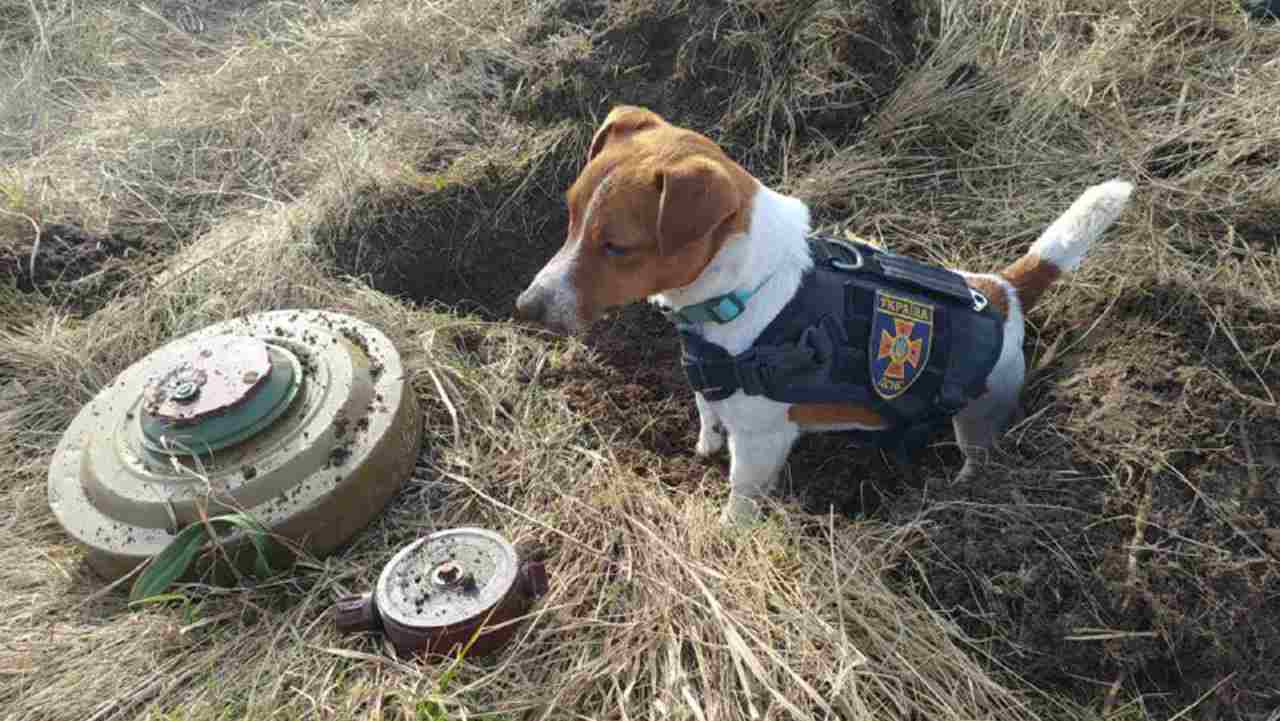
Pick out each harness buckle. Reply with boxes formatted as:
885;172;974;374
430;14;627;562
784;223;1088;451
733;356;769;396
682;359;726;398
970;288;989;312
825;238;865;272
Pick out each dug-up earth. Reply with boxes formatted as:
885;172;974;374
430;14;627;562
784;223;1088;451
2;1;1279;720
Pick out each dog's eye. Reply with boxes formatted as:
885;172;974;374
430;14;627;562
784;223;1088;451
603;242;628;257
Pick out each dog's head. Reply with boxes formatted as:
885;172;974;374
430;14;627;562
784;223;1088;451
513;106;756;335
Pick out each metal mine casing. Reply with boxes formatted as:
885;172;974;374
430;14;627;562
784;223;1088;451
334;528;550;660
46;310;424;581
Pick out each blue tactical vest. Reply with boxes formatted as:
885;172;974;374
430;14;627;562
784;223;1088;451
673;236;1006;457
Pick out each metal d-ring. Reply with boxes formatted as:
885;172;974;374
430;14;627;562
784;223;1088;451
970;288;989;312
826;239;865;271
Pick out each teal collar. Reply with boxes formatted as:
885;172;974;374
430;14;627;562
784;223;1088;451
662;274;775;327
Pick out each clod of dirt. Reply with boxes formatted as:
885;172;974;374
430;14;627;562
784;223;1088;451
328;445;353;467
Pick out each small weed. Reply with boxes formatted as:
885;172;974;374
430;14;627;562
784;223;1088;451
129;511;278;603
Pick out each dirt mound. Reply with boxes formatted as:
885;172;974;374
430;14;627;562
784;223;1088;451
511;0;918;173
903;276;1280;713
0;222;139;315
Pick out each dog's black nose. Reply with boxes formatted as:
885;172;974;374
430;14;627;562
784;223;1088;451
514;287;546;324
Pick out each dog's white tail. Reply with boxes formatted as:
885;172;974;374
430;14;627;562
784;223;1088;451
1000;179;1134;313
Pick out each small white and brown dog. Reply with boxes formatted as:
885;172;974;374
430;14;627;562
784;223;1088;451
514;105;1134;525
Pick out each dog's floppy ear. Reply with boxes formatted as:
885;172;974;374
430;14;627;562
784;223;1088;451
655;155;741;256
588;106;664;163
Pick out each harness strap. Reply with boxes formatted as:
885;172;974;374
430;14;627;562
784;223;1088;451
680;331;822;402
681;328;944;454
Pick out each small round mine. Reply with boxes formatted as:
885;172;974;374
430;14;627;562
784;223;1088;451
374;528;518;635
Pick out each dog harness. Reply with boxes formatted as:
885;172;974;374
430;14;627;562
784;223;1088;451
670;236;1006;457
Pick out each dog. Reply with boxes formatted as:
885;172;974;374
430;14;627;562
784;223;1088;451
514;105;1134;525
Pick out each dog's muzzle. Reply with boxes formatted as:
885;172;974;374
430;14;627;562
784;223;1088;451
514;285;548;324
514;283;580;335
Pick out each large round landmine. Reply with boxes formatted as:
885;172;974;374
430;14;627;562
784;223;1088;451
334;528;549;659
47;310;423;581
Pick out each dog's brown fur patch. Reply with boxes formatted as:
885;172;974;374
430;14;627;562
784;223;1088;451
788;403;888;428
1000;252;1061;313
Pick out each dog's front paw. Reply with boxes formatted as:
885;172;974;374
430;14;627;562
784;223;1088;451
951;458;981;487
719;494;764;527
695;423;726;457
934;454;985;491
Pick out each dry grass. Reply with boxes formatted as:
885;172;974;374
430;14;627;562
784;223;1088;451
2;0;1279;719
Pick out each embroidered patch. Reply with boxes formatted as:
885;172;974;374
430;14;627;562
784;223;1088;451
870;289;935;400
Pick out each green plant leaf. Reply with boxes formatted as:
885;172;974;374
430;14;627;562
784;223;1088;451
129;523;210;603
208;512;277;578
128;512;278;603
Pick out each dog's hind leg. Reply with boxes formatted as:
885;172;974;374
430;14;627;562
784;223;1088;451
721;427;801;525
948;334;1026;487
694;393;727;457
950;384;1022;486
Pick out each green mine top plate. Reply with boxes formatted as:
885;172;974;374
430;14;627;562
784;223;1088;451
139;336;303;455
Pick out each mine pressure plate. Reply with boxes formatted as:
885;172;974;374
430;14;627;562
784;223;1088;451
334;528;549;659
46;310;424;581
